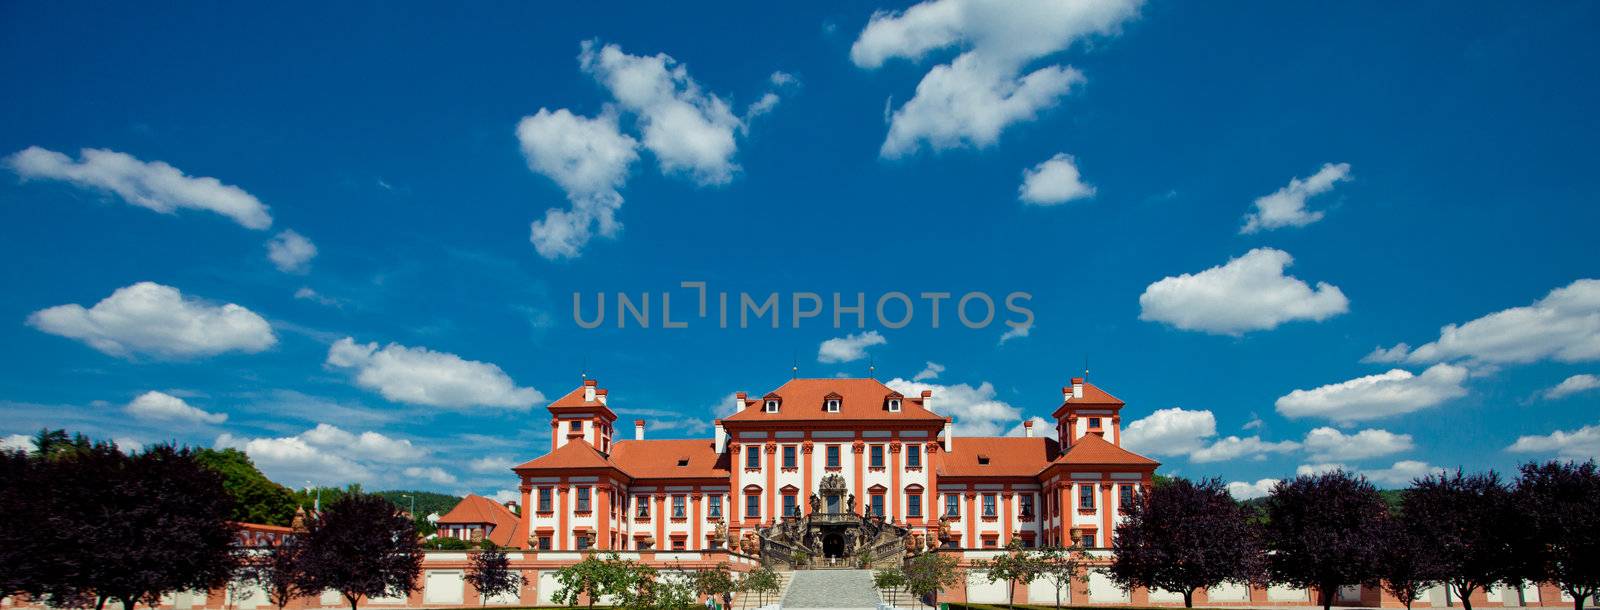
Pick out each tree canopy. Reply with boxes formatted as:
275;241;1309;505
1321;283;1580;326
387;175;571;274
194;447;299;526
1109;477;1262;607
1261;470;1388;610
1514;460;1600;610
298;493;424;610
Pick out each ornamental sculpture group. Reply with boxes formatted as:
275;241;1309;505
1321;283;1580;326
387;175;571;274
752;473;928;569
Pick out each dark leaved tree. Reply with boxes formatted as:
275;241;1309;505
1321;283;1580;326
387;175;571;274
1261;470;1387;610
464;547;525;605
0;447;38;601
297;494;424;610
1514;461;1600;610
1402;469;1518;610
241;534;309;610
1377;511;1438;610
1108;478;1263;607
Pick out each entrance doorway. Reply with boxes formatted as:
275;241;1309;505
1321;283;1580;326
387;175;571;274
822;533;844;559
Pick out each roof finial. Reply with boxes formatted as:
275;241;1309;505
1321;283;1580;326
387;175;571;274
868;357;876;379
791;352;798;380
581;356;588;381
1083;355;1089;381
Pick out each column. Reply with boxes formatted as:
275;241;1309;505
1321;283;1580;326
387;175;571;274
518;481;533;549
728;442;741;540
1101;480;1114;545
1001;490;1014;546
691;492;703;549
925;441;940;542
889;442;902;524
964;490;978;546
764;443;777;525
852;440;866;514
596;483;611;550
556;484;570;550
801;441;814;515
1057;482;1071;545
655;494;666;549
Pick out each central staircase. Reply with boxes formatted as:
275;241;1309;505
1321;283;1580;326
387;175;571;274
779;569;883;610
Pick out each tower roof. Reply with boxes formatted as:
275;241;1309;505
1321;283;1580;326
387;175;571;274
723;378;944;423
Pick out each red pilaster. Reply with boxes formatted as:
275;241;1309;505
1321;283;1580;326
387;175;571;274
801;441;815;515
691;492;703;549
852;440;866;514
556;484;570;550
889;442;902;523
518;481;533;549
764;443;777;525
596;483;611;549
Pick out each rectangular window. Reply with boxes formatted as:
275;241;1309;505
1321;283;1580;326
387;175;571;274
983;536;998;549
576;487;591;512
672;495;686;518
870;494;885;517
745;446;760;469
708;496;722;518
1019;494;1035;517
537;488;552;512
1119;485;1134;509
982;493;997;517
907;494;922;518
782;445;797;469
537;536;551;550
945;494;960;518
745;494;760;519
636;497;650;518
906;445;921;468
870;445;885;468
672;539;686;550
783;494;798;516
825;399;840;412
1080;530;1097;548
826;445;841;468
1079;484;1095;510
575;535;591;550
1088;417;1101;429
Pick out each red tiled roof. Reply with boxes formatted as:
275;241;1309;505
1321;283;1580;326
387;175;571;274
1052;381;1125;418
512;440;616;471
610;439;730;479
940;437;1058;477
723;378;945;423
1052;434;1158;467
548;381;612;410
436;494;526;548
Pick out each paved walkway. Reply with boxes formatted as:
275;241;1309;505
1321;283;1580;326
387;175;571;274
780;569;882;609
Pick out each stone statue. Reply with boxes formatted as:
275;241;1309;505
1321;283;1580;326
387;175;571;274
846;493;855;512
809;493;821;512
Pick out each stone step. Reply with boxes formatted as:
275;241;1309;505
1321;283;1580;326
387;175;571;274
780;569;882;609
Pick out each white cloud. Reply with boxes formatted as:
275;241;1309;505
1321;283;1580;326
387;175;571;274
817;331;887;363
1139;248;1349;335
1507;423;1600;459
300;423;421;463
1121;407;1217;457
294;287;341;307
1543;374;1600;400
518;108;639;259
998;322;1032;345
1;434;32;452
1363;460;1443;487
6;146;271;229
1227;479;1277;500
1366;280;1600;367
1005;416;1053;438
215;432;371;485
852;0;1140;157
580;40;746;185
266;230;317;273
914;361;945;381
326;338;544;409
1018;153;1095;205
1190;435;1300;463
1295;463;1348;477
1275;364;1469;423
1240;162;1351;234
1301;427;1413;462
469;456;516;474
403;466;458;486
886;378;1021;436
125;390;226;425
1242;416;1264;431
28;281;277;358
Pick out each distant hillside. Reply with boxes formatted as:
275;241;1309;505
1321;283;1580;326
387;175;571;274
373;490;463;517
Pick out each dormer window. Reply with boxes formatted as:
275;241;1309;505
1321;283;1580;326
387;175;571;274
825;399;841;413
1088;417;1102;429
765;400;780;413
977;455;991;465
887;398;901;412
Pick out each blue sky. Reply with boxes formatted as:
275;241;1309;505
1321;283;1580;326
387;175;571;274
2;1;1597;500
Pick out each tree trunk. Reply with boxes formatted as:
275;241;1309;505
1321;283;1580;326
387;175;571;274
1572;592;1586;610
119;595;136;610
1183;590;1194;608
346;592;360;610
1321;584;1333;610
1458;585;1474;610
1056;586;1062;610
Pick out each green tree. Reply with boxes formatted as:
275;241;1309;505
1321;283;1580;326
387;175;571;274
738;567;780;609
1036;544;1086;610
874;568;907;608
694;563;737;607
552;553;631;609
194;448;299;526
973;539;1045;607
904;552;962;610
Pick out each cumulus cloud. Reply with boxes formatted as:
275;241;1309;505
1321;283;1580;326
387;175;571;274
266;230;317;273
215;432;371;485
518;108;639;259
1;434;33;452
818;331;887;363
326;338;544;409
294;287;341;308
914;361;945;381
998;322;1032;345
1301;427;1413;462
886;378;1021;436
1019;153;1095;205
403;466;458;486
1365;279;1600;367
1005;416;1053;438
1121;407;1217;457
124;390;227;425
852;0;1140;157
1226;479;1277;500
1139;248;1349;335
1295;463;1348;477
1189;435;1300;463
1240;162;1351;234
1542;374;1600;400
300;423;422;463
5;146;271;229
469;456;516;474
1362;460;1443;487
28;281;277;358
1275;364;1469;423
1507;423;1600;459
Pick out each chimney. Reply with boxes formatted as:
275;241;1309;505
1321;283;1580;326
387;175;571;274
920;390;934;413
596;388;608;405
942;419;953;453
1071;377;1084;399
735;392;747;413
504;500;519;515
714;421;727;453
584;378;597;402
635;420;646;441
1023;420;1035;438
